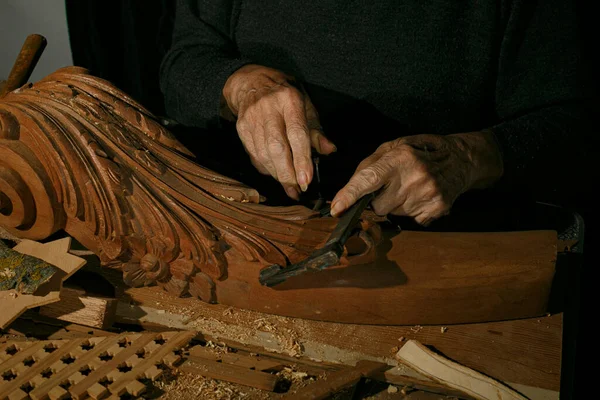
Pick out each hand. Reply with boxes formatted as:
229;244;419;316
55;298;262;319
330;131;503;225
222;64;336;200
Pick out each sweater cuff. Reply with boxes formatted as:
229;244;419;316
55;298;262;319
486;120;531;192
165;53;251;128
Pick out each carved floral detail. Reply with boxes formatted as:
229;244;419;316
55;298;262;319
0;67;356;301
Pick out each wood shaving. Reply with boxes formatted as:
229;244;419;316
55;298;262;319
153;370;267;400
410;325;422;333
441;327;448;333
387;384;399;393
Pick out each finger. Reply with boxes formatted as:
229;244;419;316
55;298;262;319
414;211;434;227
262;112;298;188
330;159;392;217
371;182;405;216
282;183;300;200
237;119;270;175
283;103;313;192
309;129;337;155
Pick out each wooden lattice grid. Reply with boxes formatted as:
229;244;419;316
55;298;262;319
0;330;196;400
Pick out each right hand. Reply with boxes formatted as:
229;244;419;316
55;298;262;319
222;64;336;200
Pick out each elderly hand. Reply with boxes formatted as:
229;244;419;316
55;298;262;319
330;131;503;225
222;64;336;200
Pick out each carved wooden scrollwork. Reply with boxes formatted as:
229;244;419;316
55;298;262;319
0;67;346;301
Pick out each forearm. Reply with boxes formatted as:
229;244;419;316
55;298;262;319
159;0;250;128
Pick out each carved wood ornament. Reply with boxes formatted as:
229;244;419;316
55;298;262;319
0;61;558;325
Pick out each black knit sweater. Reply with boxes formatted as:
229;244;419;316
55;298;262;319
160;0;590;201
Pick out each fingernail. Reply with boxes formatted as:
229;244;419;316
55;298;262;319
330;201;344;216
298;171;308;192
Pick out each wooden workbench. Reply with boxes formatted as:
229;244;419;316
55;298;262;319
114;283;562;400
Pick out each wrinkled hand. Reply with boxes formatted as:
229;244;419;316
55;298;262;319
330;132;503;226
222;64;336;199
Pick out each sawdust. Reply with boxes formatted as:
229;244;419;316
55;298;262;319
190;312;305;359
152;370;271;400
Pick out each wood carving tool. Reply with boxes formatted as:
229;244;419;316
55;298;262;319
259;192;375;287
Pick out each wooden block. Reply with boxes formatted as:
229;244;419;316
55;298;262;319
47;386;69;400
143;365;162;380
124;380;146;397
7;390;27;400
39;285;118;329
396;340;527;400
180;358;281;392
0;238;87;329
287;360;389;400
86;382;108;400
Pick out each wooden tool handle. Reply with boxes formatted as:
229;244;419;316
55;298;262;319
0;34;47;97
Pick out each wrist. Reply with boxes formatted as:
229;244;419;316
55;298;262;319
449;130;504;190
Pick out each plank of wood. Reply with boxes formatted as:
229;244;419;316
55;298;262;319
287;360;389;400
396;340;528;400
117;285;562;392
223;230;558;325
3;311;116;341
189;345;284;371
0;238;87;329
39;285;117;329
180;357;282;391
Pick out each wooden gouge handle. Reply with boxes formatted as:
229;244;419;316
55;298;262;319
0;34;47;97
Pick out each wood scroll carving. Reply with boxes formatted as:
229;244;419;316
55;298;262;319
0;67;558;325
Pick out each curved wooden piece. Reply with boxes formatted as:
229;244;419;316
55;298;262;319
0;67;558;325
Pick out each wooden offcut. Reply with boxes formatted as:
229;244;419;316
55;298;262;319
396;340;528;400
38;285;117;329
0;238;86;329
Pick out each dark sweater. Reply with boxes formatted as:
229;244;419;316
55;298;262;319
160;0;591;202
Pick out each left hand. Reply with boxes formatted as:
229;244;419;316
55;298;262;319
330;131;503;226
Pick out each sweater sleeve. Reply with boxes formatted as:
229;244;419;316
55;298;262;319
159;0;250;127
489;0;592;202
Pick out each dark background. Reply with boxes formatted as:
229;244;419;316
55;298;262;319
65;1;598;398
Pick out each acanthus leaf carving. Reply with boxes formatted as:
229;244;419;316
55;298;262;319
0;67;363;302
